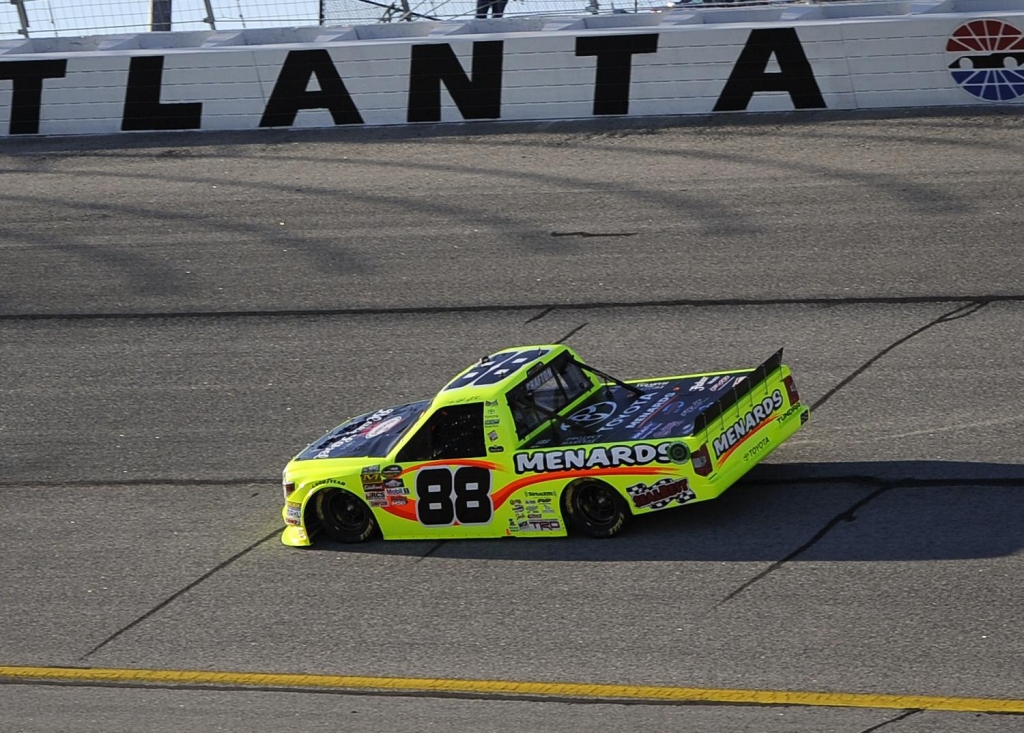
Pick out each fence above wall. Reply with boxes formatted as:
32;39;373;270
0;0;930;39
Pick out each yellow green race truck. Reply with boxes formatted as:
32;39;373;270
280;345;808;545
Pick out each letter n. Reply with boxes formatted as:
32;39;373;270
260;49;363;127
713;28;825;112
407;41;503;123
122;56;202;131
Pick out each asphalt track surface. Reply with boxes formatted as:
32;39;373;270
1;111;1023;733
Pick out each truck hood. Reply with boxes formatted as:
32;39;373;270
294;399;430;461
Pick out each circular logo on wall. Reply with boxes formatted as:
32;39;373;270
947;19;1024;101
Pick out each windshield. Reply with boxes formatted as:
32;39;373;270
296;400;430;460
508;356;593;438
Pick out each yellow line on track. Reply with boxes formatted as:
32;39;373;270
1;666;1022;714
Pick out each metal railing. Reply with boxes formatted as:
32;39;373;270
1;0;814;38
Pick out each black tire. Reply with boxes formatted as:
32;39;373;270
315;488;377;543
563;480;629;538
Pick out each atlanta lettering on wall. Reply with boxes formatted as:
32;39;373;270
0;27;824;135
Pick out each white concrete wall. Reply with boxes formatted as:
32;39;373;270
0;9;1021;136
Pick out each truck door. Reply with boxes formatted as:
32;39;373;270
394;403;494;527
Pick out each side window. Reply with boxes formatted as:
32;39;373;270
396;403;486;462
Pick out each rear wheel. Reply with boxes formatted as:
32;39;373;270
315;488;376;543
563;480;629;538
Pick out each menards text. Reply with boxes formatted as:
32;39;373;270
514;442;677;474
712;390;784;458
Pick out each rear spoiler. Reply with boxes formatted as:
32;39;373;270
691;349;785;435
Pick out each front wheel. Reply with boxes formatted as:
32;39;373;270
563;480;629;538
315;488;377;543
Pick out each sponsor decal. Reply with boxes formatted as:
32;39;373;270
382;465;402;479
285;502;302;525
616;391;678;433
743;437;771;462
775;404;802;425
571;390;680;438
626;478;696;510
293;527;308;542
365;490;387;506
711;390;784;458
488;446;505;453
383;478;404;489
485;399;499;407
385;486;409;496
947;20;1024;102
651;420;687;439
525;490;556;497
488;430;499;442
516;519;562;532
485;418;501;426
362;483;383;492
366;415;403;438
312;409;401;459
314;434;356;458
688;377;709;392
561;401;617;431
362;464;380;475
639;381;668;391
671;399;707;418
514;441;681;474
708;376;733;392
309;478;345;489
390;496;408;506
526;366;555;392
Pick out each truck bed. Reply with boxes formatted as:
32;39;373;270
524;371;748;448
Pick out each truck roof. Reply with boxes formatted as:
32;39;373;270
435;344;573;406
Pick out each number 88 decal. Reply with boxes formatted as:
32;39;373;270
416;466;492;526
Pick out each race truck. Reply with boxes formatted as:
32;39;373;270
280;345;809;545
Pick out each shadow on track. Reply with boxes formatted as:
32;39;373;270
301;460;1024;564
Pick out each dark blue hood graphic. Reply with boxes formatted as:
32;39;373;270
296;400;429;461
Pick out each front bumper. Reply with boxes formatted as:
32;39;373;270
282;525;311;546
281;503;312;547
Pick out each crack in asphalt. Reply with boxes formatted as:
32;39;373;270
715;479;889;607
16;472;1024;658
811;301;989;412
700;301;997;606
417;541;446;563
79;527;282;661
859;709;923;732
0;294;1019;323
556;323;587;343
714;473;1024;606
549;231;638;238
525;306;554;323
